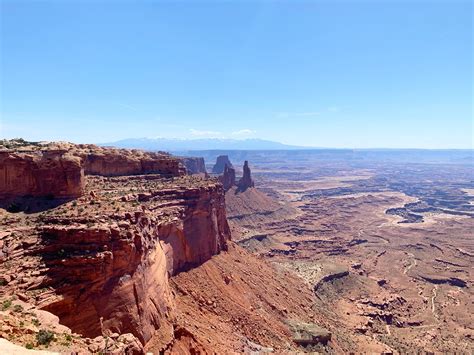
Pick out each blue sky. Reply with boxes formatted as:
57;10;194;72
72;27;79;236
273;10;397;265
1;0;472;148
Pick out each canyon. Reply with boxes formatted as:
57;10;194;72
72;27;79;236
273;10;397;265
0;141;319;354
1;141;473;353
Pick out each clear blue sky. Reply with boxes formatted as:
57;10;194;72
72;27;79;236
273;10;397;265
1;0;472;148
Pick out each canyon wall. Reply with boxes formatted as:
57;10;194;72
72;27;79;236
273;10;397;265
0;141;231;349
0;150;84;198
81;149;185;177
27;179;229;345
179;157;207;175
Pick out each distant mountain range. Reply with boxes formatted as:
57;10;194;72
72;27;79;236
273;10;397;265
101;138;308;151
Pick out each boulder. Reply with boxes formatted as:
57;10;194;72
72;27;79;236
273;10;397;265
292;323;331;346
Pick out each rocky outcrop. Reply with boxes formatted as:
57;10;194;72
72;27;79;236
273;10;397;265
0;142;186;200
80;148;185;177
0;150;84;198
237;161;254;191
179;157;207;175
23;178;231;345
218;164;236;191
212;155;233;174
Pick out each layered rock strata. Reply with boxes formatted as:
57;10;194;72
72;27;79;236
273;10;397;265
1;175;230;345
0;150;84;198
0;142;186;199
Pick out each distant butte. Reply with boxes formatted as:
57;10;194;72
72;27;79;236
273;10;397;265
237;160;255;191
212;155;233;174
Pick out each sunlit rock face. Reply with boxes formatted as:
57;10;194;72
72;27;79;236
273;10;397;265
0;150;84;199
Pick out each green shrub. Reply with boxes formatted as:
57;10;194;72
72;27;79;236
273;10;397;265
2;299;12;310
25;343;34;349
36;329;54;345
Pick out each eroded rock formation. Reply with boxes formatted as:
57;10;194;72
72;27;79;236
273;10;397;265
0;150;84;198
212;155;233;174
179;157;207;175
0;142;186;199
237;160;254;191
78;146;185;177
0;141;231;349
218;164;236;191
34;178;229;344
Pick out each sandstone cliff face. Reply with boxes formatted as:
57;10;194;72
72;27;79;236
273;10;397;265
0;150;84;198
0;141;232;351
0;142;186;200
212;155;233;174
80;148;186;177
3;175;230;345
179;157;207;175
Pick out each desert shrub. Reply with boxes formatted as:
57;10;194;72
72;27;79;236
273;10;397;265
36;329;54;345
25;343;34;349
13;304;23;312
2;299;12;310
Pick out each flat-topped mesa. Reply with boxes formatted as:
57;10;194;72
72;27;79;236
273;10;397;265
0;150;84;198
77;146;186;177
212;155;233;174
218;164;236;191
237;160;255;191
0;141;187;199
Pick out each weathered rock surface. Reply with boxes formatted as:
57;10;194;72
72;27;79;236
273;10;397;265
237;161;255;191
79;146;186;177
30;178;230;344
179;157;207;175
0;150;84;198
0;141;186;200
291;323;332;346
212;155;233;174
218;164;236;191
0;141;232;350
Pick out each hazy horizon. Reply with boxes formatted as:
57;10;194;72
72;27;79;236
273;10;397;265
1;1;472;149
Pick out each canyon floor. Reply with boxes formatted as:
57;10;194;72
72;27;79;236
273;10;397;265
218;149;474;353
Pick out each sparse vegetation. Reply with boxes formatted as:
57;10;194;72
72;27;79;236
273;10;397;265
36;329;55;345
13;304;23;312
2;299;12;310
25;343;34;349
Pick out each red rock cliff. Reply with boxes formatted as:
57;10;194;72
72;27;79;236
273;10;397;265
20;176;231;345
0;150;84;198
78;146;186;177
